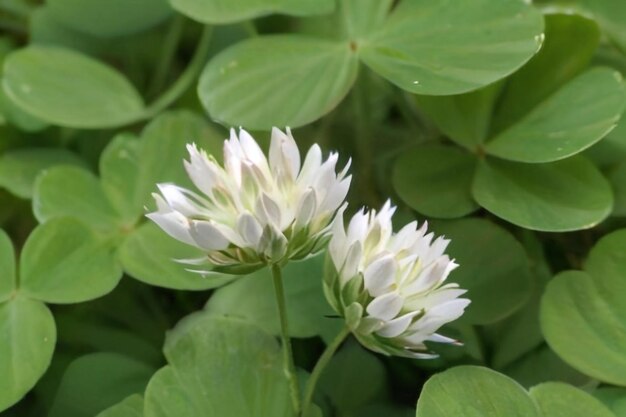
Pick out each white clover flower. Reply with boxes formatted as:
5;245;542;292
147;127;351;275
324;202;470;358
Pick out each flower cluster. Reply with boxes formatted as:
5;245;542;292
148;128;469;357
324;202;470;358
148;127;351;274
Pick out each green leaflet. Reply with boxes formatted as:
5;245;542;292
144;314;293;417
541;229;626;386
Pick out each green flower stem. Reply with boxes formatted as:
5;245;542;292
301;326;351;415
270;263;301;416
140;24;213;120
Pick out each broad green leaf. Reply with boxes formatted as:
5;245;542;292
541;231;626;387
485;68;626;163
0;229;15;302
48;353;154;417
97;395;144;417
359;0;544;95
144;314;292;417
3;46;145;128
170;0;334;24
30;6;110;55
99;133;142;226
337;0;392;40
48;0;171;38
416;82;502;149
530;382;614;417
0;88;48;132
0;297;56;412
34;166;120;232
392;145;478;218
416;366;540;417
594;387;626;417
199;35;358;129
120;222;231;291
572;0;626;51
503;346;590;388
492;13;601;132
20;218;123;304
136;111;224;212
472;156;613;231
206;254;336;338
0;148;85;199
358;404;413;417
432;218;532;324
611;162;626;216
318;341;387;414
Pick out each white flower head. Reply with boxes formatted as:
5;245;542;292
147;127;351;275
324;201;470;359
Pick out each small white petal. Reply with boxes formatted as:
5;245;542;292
189;220;230;250
363;255;397;296
146;211;195;246
340;241;362;285
238;128;268;167
376;311;418;338
294;188;317;229
319;176;351;213
366;292;403;321
255;193;282;229
237;213;263;248
298;144;322;185
426;333;460;345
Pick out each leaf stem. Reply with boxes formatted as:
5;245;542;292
147;15;186;99
270;263;301;416
140;24;213;120
301;326;351;415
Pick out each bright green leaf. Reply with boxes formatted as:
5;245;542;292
0;229;15;302
120;222;232;291
0;88;48;132
393;144;478;218
3;46;144;128
135;111;224;212
144;314;292;417
0;148;85;199
99;133;142;226
97;395;144;417
206;254;336;338
337;0;392;40
34;166;120;232
0;297;56;412
594;387;626;417
432;218;532;324
48;353;154;417
199;35;358;129
485;68;626;163
20;217;123;304
318;341;387;414
530;382;615;417
360;0;544;95
472;156;613;231
503;346;590;388
541;235;626;388
492;13;601;132
416;82;502;149
416;366;540;417
170;0;333;24
48;0;171;38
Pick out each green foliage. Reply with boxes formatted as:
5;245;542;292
541;229;626;386
143;314;292;417
0;0;625;415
